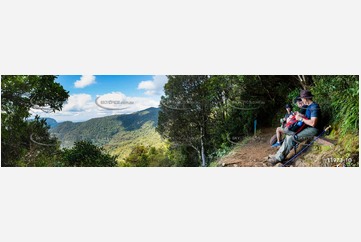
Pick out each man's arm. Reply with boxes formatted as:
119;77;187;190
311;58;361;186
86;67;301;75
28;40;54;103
303;117;318;127
296;113;318;127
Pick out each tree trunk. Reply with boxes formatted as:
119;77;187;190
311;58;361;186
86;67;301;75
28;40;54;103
200;126;206;167
200;136;206;167
297;75;313;89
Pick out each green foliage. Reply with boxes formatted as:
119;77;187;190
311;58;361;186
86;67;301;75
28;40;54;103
287;88;302;108
62;141;118;167
17;116;62;166
106;120;164;162
165;146;199;167
311;75;359;135
158;75;210;166
208;161;219;167
123;145;150;167
1;75;69;116
124;145;172;167
334;133;359;167
209;143;232;161
1;75;69;166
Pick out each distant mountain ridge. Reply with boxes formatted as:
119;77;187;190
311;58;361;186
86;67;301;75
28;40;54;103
28;117;59;128
43;118;59;128
50;107;164;161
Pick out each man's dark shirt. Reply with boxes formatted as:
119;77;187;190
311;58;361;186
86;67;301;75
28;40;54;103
305;102;321;130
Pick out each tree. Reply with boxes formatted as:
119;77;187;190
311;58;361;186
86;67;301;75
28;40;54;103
1;75;69;166
62;141;118;167
157;75;211;166
296;75;313;89
124;145;150;167
16;116;63;167
123;145;175;167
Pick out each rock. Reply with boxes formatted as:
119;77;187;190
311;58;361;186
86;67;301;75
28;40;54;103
315;137;336;146
294;159;305;167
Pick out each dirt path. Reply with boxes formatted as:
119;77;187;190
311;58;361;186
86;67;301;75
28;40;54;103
218;128;278;167
218;127;340;167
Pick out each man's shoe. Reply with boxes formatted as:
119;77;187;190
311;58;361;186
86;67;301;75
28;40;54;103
267;156;281;166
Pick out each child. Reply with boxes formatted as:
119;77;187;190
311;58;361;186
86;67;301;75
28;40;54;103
272;104;294;147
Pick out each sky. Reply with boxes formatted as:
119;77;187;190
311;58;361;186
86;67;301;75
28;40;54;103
30;75;168;122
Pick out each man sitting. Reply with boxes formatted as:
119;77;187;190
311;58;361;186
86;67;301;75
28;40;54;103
268;90;321;165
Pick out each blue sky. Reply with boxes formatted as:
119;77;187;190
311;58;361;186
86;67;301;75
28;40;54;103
56;75;154;97
31;75;168;122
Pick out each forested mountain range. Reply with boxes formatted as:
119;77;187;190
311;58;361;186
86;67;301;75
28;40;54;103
50;107;164;161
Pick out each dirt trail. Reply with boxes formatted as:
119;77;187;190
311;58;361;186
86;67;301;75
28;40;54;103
219;128;279;167
218;127;340;167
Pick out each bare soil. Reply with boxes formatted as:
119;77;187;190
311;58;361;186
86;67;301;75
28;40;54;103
219;128;278;167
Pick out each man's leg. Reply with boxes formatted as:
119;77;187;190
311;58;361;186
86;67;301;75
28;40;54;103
294;127;318;144
274;135;294;162
283;128;295;137
274;127;318;162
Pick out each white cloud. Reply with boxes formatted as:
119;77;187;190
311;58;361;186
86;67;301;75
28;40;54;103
95;92;159;114
31;92;160;122
74;75;96;88
138;75;168;95
62;94;93;112
29;93;95;122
